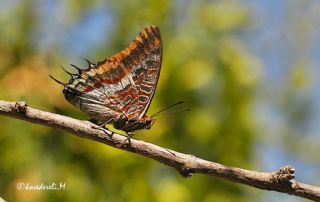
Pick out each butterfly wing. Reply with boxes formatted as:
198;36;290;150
62;26;162;123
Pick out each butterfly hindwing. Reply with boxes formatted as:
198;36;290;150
59;26;162;131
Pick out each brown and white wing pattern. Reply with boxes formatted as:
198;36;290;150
101;26;162;119
51;26;162;131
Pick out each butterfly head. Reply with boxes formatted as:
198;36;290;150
142;117;156;129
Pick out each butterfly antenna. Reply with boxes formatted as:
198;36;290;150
163;108;192;114
151;101;185;118
49;75;66;86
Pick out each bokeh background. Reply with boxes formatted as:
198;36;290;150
0;0;319;201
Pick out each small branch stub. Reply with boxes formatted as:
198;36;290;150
178;166;194;178
14;101;27;114
272;165;296;183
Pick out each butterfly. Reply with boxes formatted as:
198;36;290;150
50;26;163;135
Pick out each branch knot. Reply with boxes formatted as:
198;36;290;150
14;101;27;114
272;165;295;184
178;166;194;178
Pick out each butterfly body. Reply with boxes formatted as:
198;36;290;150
52;26;162;133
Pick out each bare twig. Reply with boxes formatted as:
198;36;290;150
0;99;319;201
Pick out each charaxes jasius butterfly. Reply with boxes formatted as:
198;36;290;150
50;26;170;135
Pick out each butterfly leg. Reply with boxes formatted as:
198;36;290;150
90;119;113;137
119;132;135;147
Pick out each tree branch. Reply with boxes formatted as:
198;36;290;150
0;99;319;201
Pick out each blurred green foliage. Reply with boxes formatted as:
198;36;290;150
0;1;260;201
0;0;316;202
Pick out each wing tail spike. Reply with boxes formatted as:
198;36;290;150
49;75;66;86
60;65;74;77
70;64;82;73
81;57;96;69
